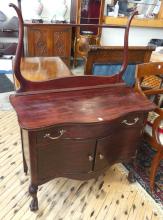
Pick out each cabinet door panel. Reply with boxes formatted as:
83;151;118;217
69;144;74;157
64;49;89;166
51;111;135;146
53;28;71;57
95;128;142;171
80;0;102;35
37;139;96;179
27;28;51;56
26;25;72;66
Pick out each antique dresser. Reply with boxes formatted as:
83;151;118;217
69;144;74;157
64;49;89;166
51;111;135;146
9;4;155;211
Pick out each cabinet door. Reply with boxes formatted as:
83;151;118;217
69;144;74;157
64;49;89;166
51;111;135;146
80;0;103;35
37;139;96;180
94;128;142;171
26;25;72;66
26;26;52;56
52;27;72;65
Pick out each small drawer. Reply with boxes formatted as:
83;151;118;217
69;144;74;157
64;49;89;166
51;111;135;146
36;124;113;144
35;112;144;145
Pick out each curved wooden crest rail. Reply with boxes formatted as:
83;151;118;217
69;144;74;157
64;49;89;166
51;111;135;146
10;3;137;93
9;4;155;211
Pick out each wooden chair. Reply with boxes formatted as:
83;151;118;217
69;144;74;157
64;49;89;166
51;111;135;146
135;62;163;191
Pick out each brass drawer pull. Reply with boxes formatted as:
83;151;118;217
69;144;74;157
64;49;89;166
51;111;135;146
44;129;66;140
121;117;139;126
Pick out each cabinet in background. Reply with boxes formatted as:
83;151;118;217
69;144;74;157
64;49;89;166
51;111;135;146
25;24;72;66
104;1;163;28
70;0;105;65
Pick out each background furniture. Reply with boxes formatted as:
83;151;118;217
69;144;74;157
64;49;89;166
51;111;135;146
85;45;155;86
0;12;18;57
0;0;22;58
104;1;163;28
150;49;163;62
70;0;105;65
135;61;163;192
25;23;72;67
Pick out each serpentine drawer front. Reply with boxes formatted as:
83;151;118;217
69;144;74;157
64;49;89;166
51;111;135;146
10;83;155;211
36;112;143;145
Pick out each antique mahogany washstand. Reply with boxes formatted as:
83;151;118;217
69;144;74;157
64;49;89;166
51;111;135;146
9;4;155;211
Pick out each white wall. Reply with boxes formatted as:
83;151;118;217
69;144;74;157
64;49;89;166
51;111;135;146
101;27;163;46
0;0;18;18
0;0;71;21
21;0;71;21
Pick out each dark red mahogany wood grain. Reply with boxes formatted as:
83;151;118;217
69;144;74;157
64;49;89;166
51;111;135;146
10;83;155;129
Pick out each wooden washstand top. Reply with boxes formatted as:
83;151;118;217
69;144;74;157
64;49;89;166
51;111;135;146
10;83;155;130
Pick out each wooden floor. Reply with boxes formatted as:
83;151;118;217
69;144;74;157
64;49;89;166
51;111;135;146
0;111;162;220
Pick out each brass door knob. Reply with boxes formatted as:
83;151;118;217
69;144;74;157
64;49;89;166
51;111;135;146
99;154;104;160
88;155;93;162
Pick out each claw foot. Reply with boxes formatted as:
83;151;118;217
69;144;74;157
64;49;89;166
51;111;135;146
128;170;136;183
30;198;38;211
29;184;38;211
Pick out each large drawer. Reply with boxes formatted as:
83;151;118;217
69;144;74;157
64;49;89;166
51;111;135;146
35;112;144;145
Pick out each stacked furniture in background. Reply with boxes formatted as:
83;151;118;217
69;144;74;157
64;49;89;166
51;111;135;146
0;10;18;57
70;0;105;66
84;45;155;86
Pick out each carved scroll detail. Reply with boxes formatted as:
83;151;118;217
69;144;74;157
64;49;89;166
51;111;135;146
33;29;48;56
